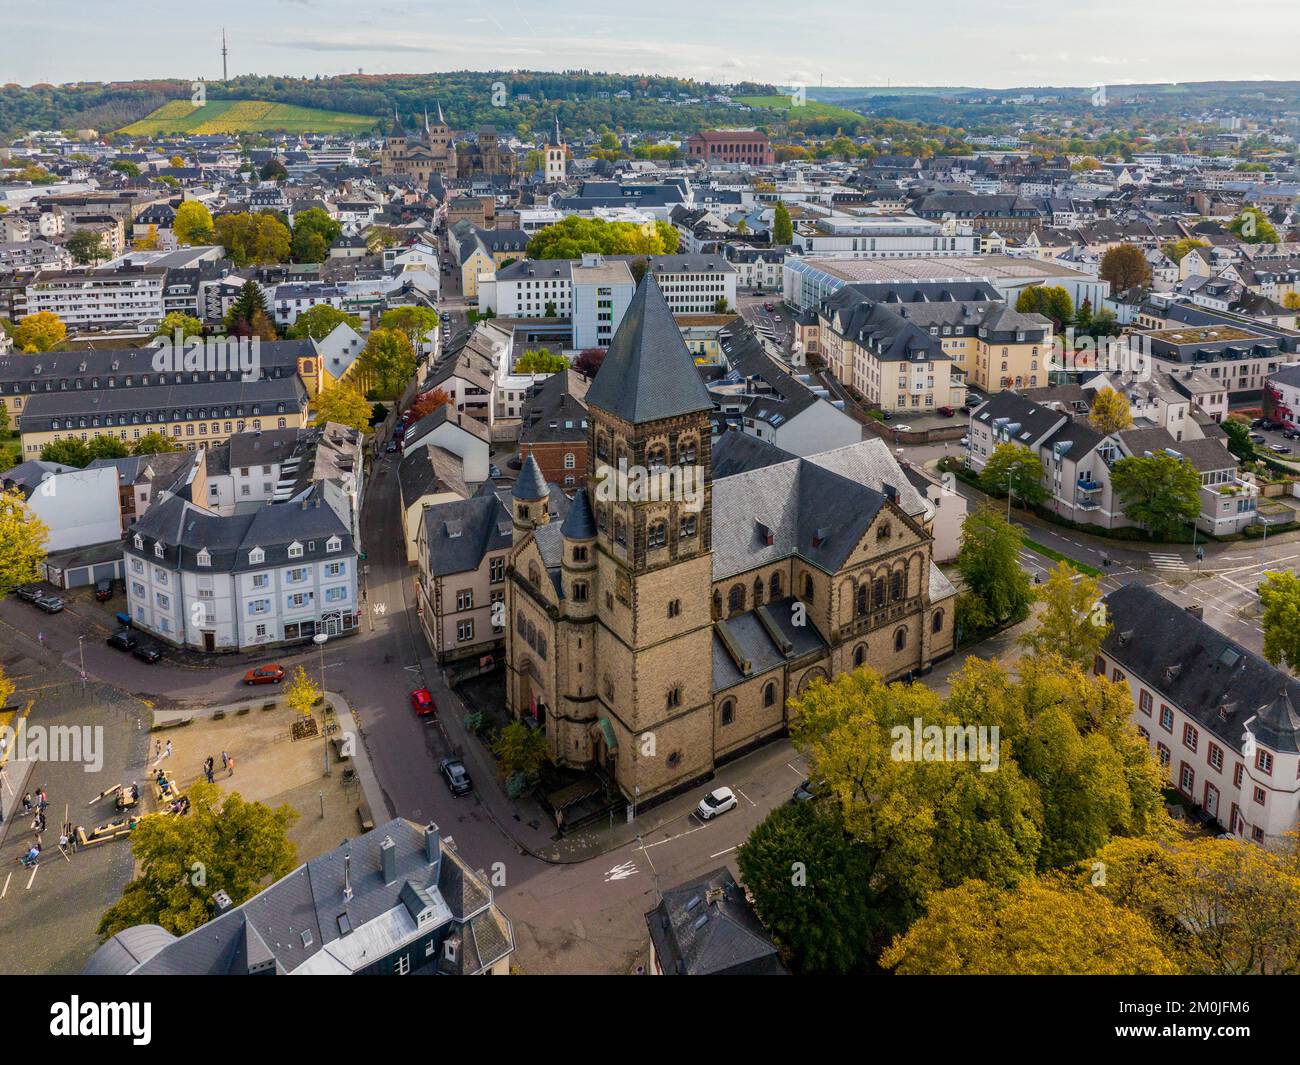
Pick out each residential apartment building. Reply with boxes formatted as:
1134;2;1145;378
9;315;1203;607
24;263;166;329
86;819;514;975
1100;583;1300;845
124;490;359;652
517;368;590;489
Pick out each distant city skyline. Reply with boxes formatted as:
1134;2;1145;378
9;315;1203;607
3;0;1298;91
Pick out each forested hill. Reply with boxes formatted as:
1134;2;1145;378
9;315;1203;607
0;72;780;138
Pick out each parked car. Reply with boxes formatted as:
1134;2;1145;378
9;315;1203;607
893;424;913;433
132;643;162;664
488;463;502;479
385;442;398;454
762;301;774;312
697;786;738;821
15;584;42;604
965;394;983;409
960;435;971;447
106;630;138;652
1250;432;1267;444
439;757;473;795
410;687;437;717
937;406;956;417
34;595;64;614
243;664;285;685
790;779;816;804
1268;443;1291;454
94;577;114;602
1251;418;1265;428
1285;429;1300;440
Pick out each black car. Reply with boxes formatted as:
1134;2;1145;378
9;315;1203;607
131;642;162;664
15;584;42;603
439;757;473;795
106;629;138;652
94;577;114;602
34;595;64;613
790;779;816;804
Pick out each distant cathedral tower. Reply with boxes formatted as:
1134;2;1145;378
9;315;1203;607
544;115;566;184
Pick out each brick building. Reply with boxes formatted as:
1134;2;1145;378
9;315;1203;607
685;130;775;166
517;369;591;489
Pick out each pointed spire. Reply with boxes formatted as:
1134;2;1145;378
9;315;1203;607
584;272;713;425
424;108;429;133
437;101;445;125
513;454;549;502
554;113;563;147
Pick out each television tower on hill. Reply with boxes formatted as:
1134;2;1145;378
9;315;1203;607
221;28;228;82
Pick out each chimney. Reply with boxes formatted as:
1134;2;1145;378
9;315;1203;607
883;483;898;503
343;851;353;901
379;835;397;884
424;821;441;864
212;889;234;915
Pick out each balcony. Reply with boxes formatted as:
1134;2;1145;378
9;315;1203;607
1075;479;1103;510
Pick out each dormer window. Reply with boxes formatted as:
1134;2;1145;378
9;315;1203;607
133;533;143;549
288;542;304;559
326;535;341;553
153;543;164;559
196;548;211;567
248;547;265;565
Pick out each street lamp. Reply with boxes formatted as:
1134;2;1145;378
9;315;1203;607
1006;463;1023;523
313;632;330;776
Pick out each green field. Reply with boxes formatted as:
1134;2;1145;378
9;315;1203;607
735;94;866;124
118;99;378;136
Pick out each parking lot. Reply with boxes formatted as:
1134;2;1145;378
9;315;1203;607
1246;417;1300;460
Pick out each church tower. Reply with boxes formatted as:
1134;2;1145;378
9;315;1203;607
512;454;550;543
582;273;716;803
544;115;566;184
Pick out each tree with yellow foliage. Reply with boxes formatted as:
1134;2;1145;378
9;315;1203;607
14;311;66;353
1087;385;1134;434
882;876;1177;974
312;385;372;433
1019;560;1111;665
0;485;49;592
285;665;322;719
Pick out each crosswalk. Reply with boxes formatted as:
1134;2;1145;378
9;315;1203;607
1148;552;1190;572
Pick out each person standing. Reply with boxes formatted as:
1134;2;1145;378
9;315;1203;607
220;750;229;771
21;793;31;815
227;754;235;777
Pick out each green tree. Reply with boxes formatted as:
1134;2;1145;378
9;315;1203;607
737;800;878;973
287;304;360;341
312;385;373;432
1087;386;1134;434
1020;562;1110;665
527;215;676;259
291;207;342;263
1109;452;1201;539
1259;570;1300;671
355;328;416;397
131;432;177;456
955;504;1034;629
1230;207;1280;245
173;200;214;245
0;486;49;593
1098;244;1153;293
86;436;129;461
377;305;438;354
110;160;140;178
1162;237;1209;264
515;349;569;373
979;442;1048;508
39;438;91;467
152;312;204;340
224;280;270;335
492;721;549;779
97;783;298;940
215;212;291;267
772;201;793;245
66;230;107;264
259;158;288;182
1221;417;1255;462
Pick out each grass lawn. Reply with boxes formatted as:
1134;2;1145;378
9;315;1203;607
119;99;378;136
1021;535;1103;579
734;95;866;125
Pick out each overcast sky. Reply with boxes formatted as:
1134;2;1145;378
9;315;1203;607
5;0;1298;89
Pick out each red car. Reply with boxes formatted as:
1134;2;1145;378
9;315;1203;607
243;664;285;685
411;688;437;717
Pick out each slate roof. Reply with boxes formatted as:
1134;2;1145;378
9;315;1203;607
398;445;467;509
583;273;713;425
645;867;786;975
713;595;828;691
559;487;596;539
513;454;549;501
1103;582;1300;755
710;429;796;479
0;459;74;499
420;491;512;577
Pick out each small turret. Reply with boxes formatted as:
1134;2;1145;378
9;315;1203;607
512;454;549;542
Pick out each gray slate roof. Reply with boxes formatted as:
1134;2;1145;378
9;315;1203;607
645;867;786;976
583;273;713;425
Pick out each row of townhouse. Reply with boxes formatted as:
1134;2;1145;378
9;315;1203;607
966;384;1257;537
1101;583;1300;845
